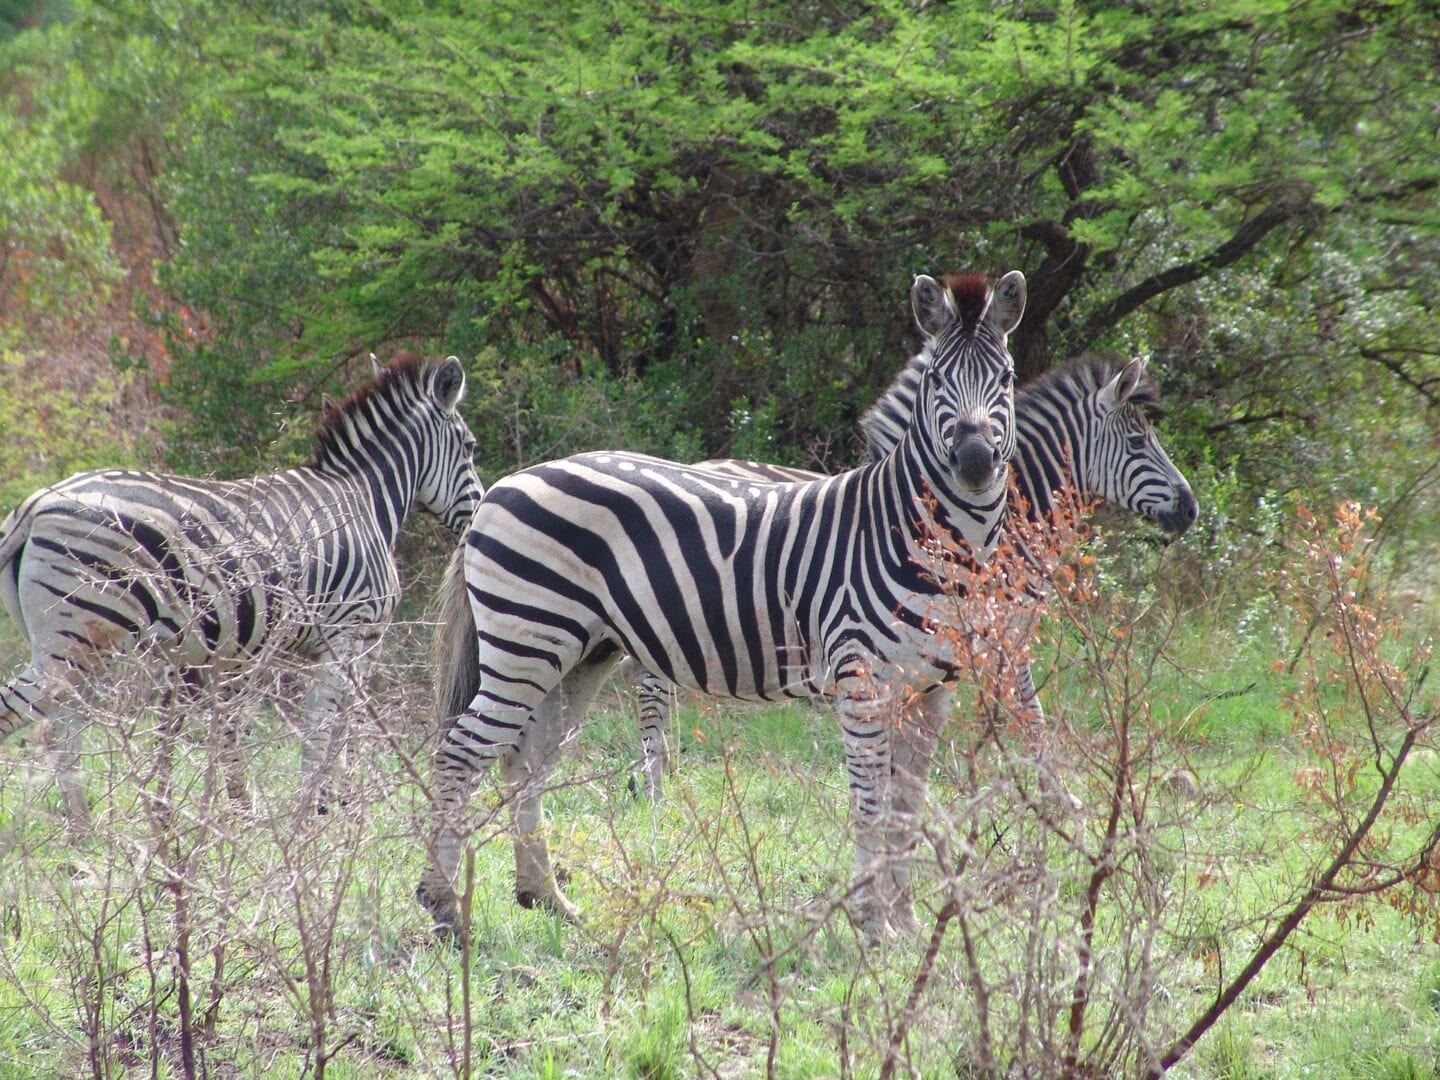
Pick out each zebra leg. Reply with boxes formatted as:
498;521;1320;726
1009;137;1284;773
505;653;619;915
1015;662;1081;813
885;687;950;936
417;692;550;937
200;673;252;809
415;732;490;939
2;659;93;830
633;664;672;802
48;703;92;832
299;638;375;812
837;683;902;944
217;708;248;806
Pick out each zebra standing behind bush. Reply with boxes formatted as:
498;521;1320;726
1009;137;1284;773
628;354;1198;800
421;271;1025;943
0;353;482;822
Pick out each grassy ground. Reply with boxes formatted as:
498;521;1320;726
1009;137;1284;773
0;595;1437;1078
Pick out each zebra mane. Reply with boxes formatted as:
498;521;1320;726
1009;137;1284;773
1030;356;1163;420
858;353;926;462
941;272;991;329
312;351;430;466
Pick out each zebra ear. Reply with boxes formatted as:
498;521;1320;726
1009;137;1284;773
369;353;383;380
1108;358;1147;405
984;270;1027;336
432;356;467;413
911;275;956;338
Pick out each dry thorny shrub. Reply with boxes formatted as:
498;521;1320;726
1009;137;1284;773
2;500;1438;1078
0;557;475;1080
832;496;1440;1078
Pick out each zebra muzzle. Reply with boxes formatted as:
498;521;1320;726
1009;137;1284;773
1157;484;1199;537
950;426;1003;489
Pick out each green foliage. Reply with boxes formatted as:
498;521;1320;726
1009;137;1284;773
0;50;122;320
132;0;1437;526
3;0;1438;552
0;346;136;511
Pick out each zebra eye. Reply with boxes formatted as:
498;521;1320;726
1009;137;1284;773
1002;368;1015;388
1127;434;1148;452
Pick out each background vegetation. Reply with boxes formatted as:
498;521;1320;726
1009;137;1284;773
0;1;1437;1076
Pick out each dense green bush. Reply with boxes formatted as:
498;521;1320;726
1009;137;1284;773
0;346;137;509
1;0;1436;559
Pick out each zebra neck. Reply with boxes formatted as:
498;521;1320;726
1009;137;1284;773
312;429;417;549
1012;411;1079;524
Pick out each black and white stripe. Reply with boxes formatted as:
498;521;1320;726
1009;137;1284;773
628;358;1196;800
0;354;481;817
419;271;1026;941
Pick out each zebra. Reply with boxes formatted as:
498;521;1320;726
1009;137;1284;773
420;270;1026;942
628;356;1198;800
0;353;482;821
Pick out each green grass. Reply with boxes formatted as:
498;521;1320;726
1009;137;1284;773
1;606;1438;1078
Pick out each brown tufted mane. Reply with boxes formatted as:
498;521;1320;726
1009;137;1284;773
313;351;429;465
940;272;992;329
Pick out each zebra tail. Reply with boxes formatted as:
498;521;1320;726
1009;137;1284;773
0;502;35;645
431;541;480;732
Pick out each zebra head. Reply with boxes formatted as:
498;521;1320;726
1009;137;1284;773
414;356;484;539
908;270;1025;493
1065;358;1198;537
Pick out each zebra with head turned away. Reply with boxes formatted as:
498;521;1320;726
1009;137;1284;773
627;354;1199;801
420;270;1026;944
0;353;482;823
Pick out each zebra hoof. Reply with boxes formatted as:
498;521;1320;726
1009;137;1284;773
843;898;892;948
514;886;581;922
627;775;663;803
888;901;922;938
315;786;353;816
415;880;462;943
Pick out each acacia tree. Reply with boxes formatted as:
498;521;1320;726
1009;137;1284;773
4;0;1436;514
148;1;1435;486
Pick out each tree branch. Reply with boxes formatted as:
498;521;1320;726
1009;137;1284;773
1068;173;1438;357
1073;197;1315;354
1202;409;1313;436
1359;346;1440;409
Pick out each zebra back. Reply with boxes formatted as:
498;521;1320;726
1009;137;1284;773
694;459;822;485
